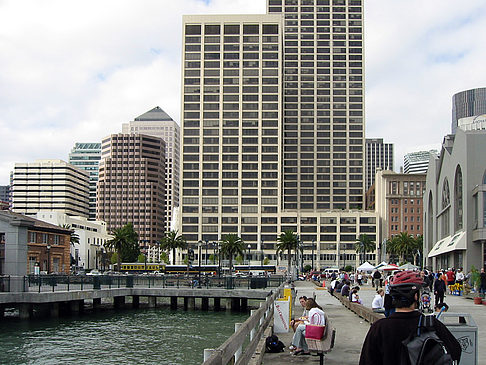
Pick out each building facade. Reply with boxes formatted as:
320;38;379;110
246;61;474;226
35;211;111;271
365;138;393;190
122;107;180;233
0;211;71;275
96;134;166;246
179;1;375;270
424;128;486;271
374;170;426;260
452;87;486;134
403;150;438;174
11;160;90;217
68;143;102;221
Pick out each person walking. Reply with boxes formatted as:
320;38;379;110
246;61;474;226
480;268;486;294
359;271;461;365
434;274;446;307
372;270;382;288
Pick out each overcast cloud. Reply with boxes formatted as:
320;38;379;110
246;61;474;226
1;0;486;185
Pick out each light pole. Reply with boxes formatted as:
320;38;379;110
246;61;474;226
260;239;264;266
247;244;251;273
311;239;315;271
46;244;51;274
205;239;209;265
198;240;202;286
218;243;222;278
212;241;217;265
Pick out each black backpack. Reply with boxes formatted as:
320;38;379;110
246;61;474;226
400;315;453;365
265;335;285;353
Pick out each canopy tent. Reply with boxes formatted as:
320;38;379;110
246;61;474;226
427;231;466;258
357;261;375;272
399;263;420;270
374;261;388;269
379;264;399;271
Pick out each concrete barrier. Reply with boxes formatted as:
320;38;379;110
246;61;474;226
333;292;384;324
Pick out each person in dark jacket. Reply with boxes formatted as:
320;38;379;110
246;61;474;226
480;268;486;294
434;275;446;306
341;281;351;297
359;271;461;365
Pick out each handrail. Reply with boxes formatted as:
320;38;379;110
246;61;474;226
202;284;283;365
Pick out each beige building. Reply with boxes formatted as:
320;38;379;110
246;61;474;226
122;107;180;233
179;2;374;270
97;134;166;246
11;159;90;217
373;170;426;259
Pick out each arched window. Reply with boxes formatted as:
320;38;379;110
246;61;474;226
454;166;463;231
483;169;486;184
441;178;450;238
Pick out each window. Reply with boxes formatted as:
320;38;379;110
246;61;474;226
454;166;463;231
441;178;451;238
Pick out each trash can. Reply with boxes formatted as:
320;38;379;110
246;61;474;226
437;313;477;365
225;276;234;289
126;275;134;288
93;276;101;290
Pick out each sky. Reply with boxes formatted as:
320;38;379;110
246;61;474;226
1;0;486;185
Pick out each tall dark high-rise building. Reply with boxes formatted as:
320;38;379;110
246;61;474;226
97;134;166;245
365;138;393;190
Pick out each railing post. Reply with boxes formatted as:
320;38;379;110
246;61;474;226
67;275;70;291
39;275;41;293
250;309;257;341
234;323;242;362
204;349;215;361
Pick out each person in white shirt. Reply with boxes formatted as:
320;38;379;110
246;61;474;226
455;268;465;285
291;298;326;356
371;288;385;313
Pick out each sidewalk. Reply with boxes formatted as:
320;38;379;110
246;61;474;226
263;281;370;364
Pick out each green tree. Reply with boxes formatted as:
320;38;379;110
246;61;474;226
138;254;146;263
263;257;270;265
160;230;187;265
220;233;245;275
160;251;169;264
355;234;375;264
105;223;139;271
60;224;80;246
387;232;415;263
235;254;244;265
277;230;299;275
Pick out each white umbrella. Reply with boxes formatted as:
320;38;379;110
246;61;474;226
399;263;420;270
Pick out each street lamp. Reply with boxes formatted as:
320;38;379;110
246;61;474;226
205;239;209;265
46;244;51;274
197;240;202;287
212;241;217;265
247;243;251;273
311;239;315;271
217;242;222;279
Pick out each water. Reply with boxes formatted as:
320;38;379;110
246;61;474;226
0;308;248;365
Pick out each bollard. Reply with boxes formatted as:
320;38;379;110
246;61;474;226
234;323;242;362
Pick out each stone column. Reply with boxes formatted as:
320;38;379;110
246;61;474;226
132;295;140;309
231;297;241;311
170;296;178;310
114;296;125;309
241;298;248;312
1;215;33;292
50;303;59;318
19;303;32;320
93;298;102;309
201;297;209;311
148;296;157;308
213;297;221;311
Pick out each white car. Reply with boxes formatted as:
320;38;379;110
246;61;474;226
86;270;101;276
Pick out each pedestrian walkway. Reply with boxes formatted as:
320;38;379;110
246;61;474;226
263;281;370;364
263;280;486;364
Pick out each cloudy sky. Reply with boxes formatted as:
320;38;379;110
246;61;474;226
1;0;486;185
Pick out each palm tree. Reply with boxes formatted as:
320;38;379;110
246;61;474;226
60;224;80;246
105;223;139;271
160;230;187;265
220;234;245;276
387;232;414;263
355;234;375;264
277;230;299;275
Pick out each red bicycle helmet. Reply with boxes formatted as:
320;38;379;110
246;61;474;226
389;271;425;308
390;270;424;287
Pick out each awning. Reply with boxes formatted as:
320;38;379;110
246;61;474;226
427;231;467;258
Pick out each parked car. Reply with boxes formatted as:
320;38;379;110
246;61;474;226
86;270;101;276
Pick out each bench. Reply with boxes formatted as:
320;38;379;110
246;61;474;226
306;313;335;365
333;292;384;324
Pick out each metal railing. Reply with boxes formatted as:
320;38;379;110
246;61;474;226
20;274;285;293
0;276;10;292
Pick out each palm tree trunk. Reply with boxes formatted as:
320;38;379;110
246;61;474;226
117;249;121;272
287;248;291;276
173;248;176;265
229;256;233;276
